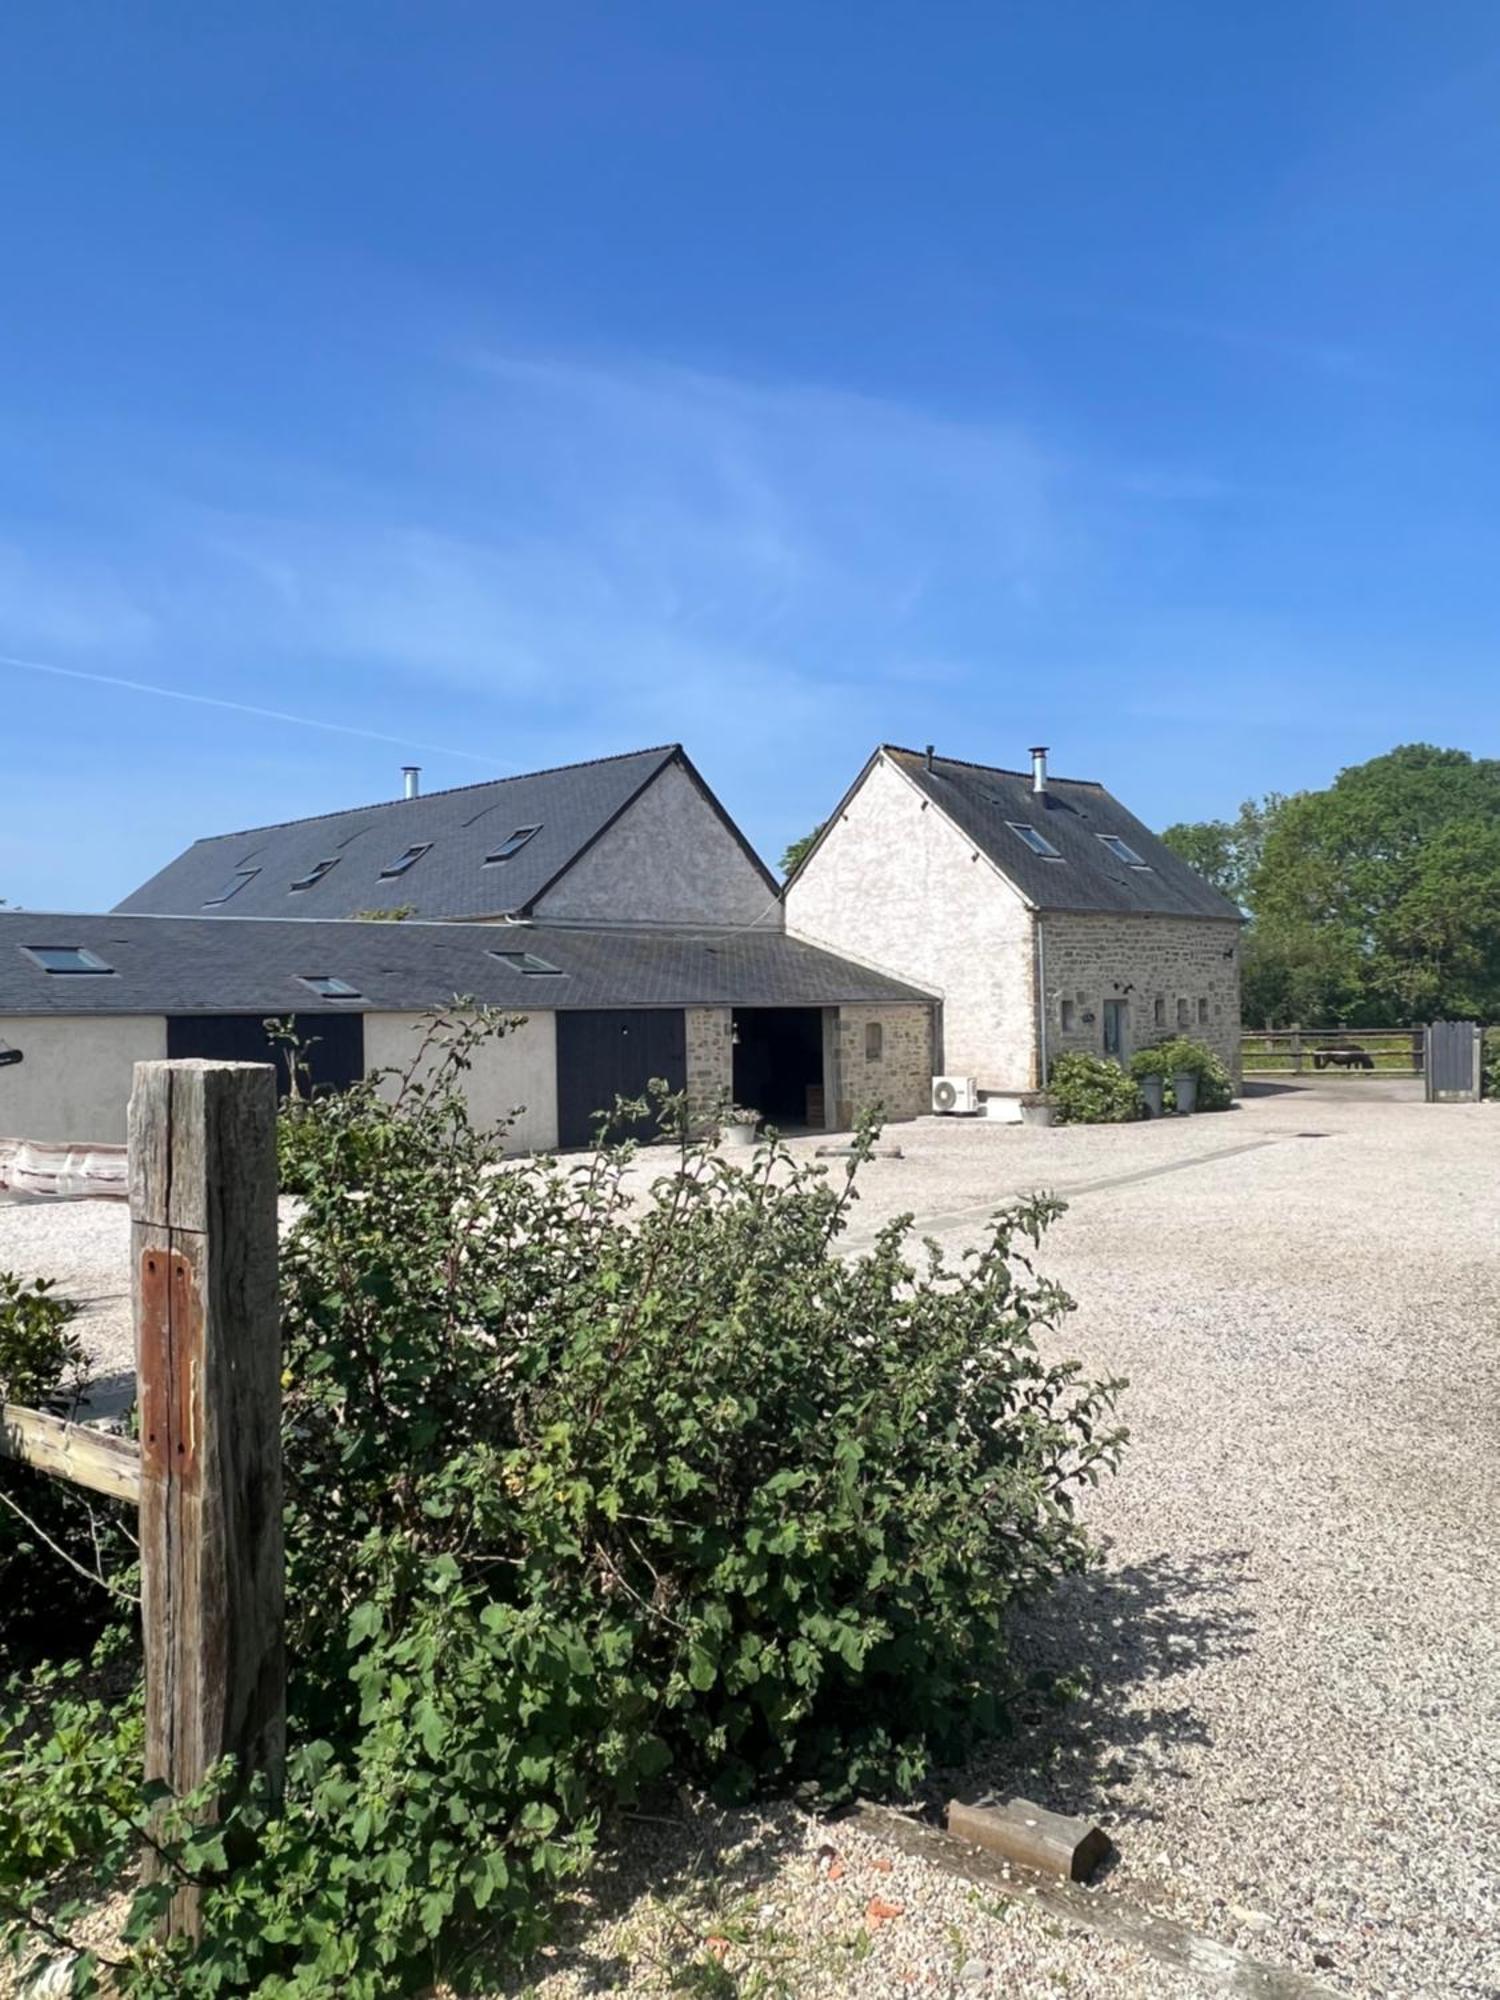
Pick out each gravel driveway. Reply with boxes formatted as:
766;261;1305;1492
5;1082;1497;1997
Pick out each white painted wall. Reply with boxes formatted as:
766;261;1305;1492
785;755;1037;1089
364;1009;559;1153
0;1015;168;1144
536;759;779;928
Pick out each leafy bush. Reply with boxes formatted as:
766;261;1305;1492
1;1015;1124;1997
1484;1032;1500;1100
0;1272;85;1412
0;1275;134;1675
1046;1052;1143;1124
1130;1036;1234;1111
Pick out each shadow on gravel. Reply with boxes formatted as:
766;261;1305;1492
457;1804;807;1996
948;1546;1257;1834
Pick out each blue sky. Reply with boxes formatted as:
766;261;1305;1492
4;3;1499;909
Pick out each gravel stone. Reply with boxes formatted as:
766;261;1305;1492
5;1080;1496;1998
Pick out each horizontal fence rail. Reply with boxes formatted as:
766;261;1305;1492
1240;1028;1424;1078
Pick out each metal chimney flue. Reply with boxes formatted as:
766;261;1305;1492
1029;745;1049;796
402;765;421;800
925;743;936;773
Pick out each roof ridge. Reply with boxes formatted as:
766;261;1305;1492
883;743;1104;790
186;744;682;845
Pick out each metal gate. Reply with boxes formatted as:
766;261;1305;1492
1424;1020;1481;1101
556;1009;687;1149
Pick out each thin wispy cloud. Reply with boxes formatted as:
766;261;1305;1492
0;652;509;766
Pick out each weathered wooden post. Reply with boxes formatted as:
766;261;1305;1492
1290;1025;1303;1077
129;1059;284;1938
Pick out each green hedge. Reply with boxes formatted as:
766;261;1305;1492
1047;1052;1144;1124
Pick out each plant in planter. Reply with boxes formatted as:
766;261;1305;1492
1019;1089;1059;1127
718;1104;763;1147
1129;1037;1233;1113
1046;1052;1145;1125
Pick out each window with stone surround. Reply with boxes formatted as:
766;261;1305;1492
865;1020;883;1062
1154;995;1166;1027
1177;997;1190;1027
1060;998;1076;1031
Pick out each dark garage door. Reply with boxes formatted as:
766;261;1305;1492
166;1013;365;1098
556;1009;686;1149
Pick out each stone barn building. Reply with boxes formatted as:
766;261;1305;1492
784;744;1242;1100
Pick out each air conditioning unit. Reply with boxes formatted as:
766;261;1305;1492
931;1074;980;1115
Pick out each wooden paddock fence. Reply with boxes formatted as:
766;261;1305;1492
0;1060;283;1942
1239;1027;1425;1079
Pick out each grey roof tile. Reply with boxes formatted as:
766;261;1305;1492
885;747;1243;920
114;746;697;920
0;913;934;1018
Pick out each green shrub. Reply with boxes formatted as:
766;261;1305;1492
0;1275;134;1675
1484;1032;1500;1100
1;1014;1124;1997
1130;1036;1234;1111
1046;1052;1144;1124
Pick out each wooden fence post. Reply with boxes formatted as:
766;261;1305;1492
128;1059;284;1938
1290;1024;1303;1076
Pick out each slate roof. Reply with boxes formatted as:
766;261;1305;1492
0;913;934;1018
879;747;1243;921
115;745;777;920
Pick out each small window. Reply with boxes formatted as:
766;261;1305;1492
299;975;362;1000
865;1020;884;1062
379;842;431;880
1097;833;1150;868
489;949;563;976
290;858;339;892
1060;998;1076;1032
203;866;260;907
1154;995;1166;1028
1007;822;1062;859
484;826;541;865
1197;997;1210;1025
23;945;114;976
1177;997;1190;1027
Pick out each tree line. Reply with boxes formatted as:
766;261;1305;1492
1161;743;1500;1028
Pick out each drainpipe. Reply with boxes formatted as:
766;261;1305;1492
1034;915;1049;1089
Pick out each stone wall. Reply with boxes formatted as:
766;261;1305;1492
684;1005;734;1126
785;754;1033;1088
828;1003;935;1128
536;758;780;929
1039;914;1242;1085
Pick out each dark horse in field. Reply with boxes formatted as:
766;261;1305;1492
1313;1040;1376;1071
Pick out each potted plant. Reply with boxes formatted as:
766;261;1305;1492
1020;1090;1058;1128
1171;1068;1198;1114
718;1105;762;1149
1137;1072;1165;1119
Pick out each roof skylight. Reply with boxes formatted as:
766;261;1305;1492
290;858;339;892
298;975;362;1000
379;843;431;880
203;867;260;907
1097;833;1150;868
484;826;541;865
1006;822;1063;859
23;946;115;976
488;949;563;976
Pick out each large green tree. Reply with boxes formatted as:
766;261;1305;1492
1166;745;1500;1027
1250;745;1500;1025
1160;795;1282;909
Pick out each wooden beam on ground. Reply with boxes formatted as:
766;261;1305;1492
854;1803;1339;2000
129;1059;284;1940
947;1797;1109;1881
0;1403;141;1504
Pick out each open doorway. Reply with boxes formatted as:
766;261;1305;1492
732;1008;825;1130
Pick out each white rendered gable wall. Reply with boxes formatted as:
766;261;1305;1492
783;754;1037;1089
